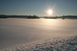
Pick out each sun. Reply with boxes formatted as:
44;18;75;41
47;9;53;15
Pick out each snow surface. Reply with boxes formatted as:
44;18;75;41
0;18;77;51
2;35;77;51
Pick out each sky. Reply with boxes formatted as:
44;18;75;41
0;0;77;16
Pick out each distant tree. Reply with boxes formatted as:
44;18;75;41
33;15;38;17
0;15;7;18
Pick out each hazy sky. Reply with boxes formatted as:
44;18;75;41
0;0;77;16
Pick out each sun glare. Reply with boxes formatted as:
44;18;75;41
47;9;53;16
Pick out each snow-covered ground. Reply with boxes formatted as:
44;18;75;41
2;35;77;51
0;18;77;51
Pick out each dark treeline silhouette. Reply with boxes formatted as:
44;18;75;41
0;15;7;18
0;15;77;19
0;15;40;19
44;15;77;19
62;15;77;19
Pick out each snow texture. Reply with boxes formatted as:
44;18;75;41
2;36;77;51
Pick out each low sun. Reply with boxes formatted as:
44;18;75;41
47;9;53;15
